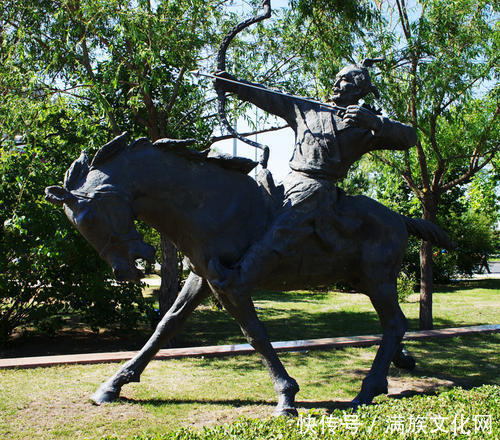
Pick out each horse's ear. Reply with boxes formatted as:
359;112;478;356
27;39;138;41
91;132;128;168
45;186;77;206
64;150;90;190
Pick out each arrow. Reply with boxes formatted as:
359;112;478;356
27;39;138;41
190;70;347;113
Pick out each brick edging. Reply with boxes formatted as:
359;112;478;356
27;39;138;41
1;324;498;370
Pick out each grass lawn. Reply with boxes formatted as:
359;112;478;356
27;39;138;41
0;279;498;439
178;278;500;347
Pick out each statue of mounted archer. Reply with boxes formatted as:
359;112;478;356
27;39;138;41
45;0;454;416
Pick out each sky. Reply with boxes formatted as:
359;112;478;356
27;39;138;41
210;0;296;182
212;115;295;182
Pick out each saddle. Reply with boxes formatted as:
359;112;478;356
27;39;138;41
256;168;285;215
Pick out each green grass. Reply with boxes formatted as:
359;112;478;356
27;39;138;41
0;279;498;439
178;279;500;347
112;385;500;439
0;333;498;439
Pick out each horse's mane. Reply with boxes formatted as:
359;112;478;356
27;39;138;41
65;132;258;190
93;132;257;173
152;137;258;174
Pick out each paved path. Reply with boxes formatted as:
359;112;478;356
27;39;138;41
488;261;500;275
1;324;498;370
466;261;500;280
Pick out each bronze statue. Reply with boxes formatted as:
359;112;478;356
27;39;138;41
45;131;453;414
208;58;418;299
44;0;455;416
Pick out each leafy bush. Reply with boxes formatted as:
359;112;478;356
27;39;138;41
402;210;496;284
105;385;499;440
0;105;154;345
397;270;416;302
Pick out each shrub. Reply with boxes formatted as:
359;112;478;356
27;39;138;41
0;106;154;345
397;271;416;302
107;385;499;440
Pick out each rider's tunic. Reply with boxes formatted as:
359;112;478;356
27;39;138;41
221;78;417;258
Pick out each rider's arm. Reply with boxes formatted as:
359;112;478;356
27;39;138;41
214;72;296;125
371;116;417;150
343;105;417;150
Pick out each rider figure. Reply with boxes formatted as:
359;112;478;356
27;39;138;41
209;60;417;296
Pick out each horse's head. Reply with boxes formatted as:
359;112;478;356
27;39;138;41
45;135;155;282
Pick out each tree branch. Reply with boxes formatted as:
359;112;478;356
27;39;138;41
80;34;120;135
440;149;497;193
172;96;219;130
210;124;290;143
164;67;187;131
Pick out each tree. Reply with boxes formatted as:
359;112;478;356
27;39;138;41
372;162;498;284
363;0;499;328
1;0;225;338
0;98;154;345
251;0;498;328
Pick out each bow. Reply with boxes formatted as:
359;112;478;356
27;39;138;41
216;0;271;168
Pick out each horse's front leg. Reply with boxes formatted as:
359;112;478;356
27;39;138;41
213;289;300;417
91;272;211;404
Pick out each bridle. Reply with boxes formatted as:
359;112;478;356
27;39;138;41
68;188;140;260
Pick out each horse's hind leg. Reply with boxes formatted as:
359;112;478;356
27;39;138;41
91;272;211;405
392;344;416;370
214;291;300;417
352;282;408;407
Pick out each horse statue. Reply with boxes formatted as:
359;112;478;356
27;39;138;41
45;133;454;416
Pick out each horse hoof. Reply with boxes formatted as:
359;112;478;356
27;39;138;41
351;392;375;409
352;385;379;408
274;406;298;417
90;387;119;405
393;350;416;371
350;397;361;410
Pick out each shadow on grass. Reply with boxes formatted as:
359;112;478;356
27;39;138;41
180;278;499;348
404;334;500;388
120;395;355;412
435;277;500;293
121;334;498;414
120;395;354;412
180;309;382;347
252;289;332;303
119;396;276;408
180;309;486;348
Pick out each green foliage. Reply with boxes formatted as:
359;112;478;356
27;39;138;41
1;0;222;142
288;0;499;296
287;0;377;97
0;102;153;345
364;0;499;280
397;270;416;302
439;212;495;281
0;0;228;343
375;171;498;282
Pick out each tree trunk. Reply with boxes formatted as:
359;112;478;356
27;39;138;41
159;235;178;347
419;197;438;330
419;239;434;329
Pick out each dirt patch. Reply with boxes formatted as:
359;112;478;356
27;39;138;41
387;375;454;397
6;389;151;439
186;403;275;428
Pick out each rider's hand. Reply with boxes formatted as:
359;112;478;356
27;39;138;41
213;70;238;92
343;105;383;132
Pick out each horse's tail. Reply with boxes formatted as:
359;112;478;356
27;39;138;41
402;216;456;250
